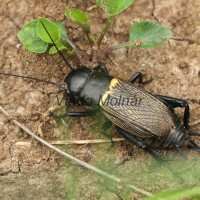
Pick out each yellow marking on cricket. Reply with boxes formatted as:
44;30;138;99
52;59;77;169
99;78;119;107
99;91;111;106
109;78;119;90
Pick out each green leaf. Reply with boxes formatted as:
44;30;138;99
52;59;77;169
65;9;90;32
146;187;200;200
17;20;48;53
96;0;134;17
36;17;61;43
55;20;68;40
49;43;67;54
129;21;172;48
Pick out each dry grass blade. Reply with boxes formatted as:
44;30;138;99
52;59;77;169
15;138;125;146
0;105;152;197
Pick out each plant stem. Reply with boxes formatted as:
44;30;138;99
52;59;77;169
108;42;130;52
86;33;94;47
97;16;115;47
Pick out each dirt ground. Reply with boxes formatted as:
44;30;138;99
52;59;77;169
0;0;200;199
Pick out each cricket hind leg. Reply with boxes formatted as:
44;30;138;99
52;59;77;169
116;126;164;161
116;126;183;180
146;93;200;154
156;95;190;130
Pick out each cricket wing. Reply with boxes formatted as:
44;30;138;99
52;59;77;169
99;78;177;138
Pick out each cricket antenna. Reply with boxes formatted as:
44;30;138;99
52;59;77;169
0;72;66;88
40;20;74;71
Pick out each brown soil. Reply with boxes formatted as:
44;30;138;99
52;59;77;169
0;0;200;199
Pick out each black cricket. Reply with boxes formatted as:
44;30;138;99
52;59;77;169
64;65;200;157
1;21;200;161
